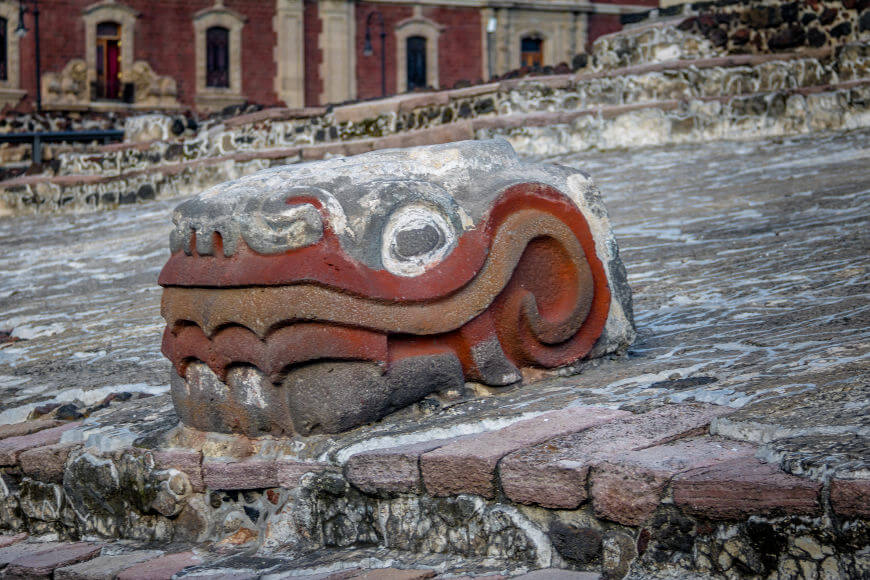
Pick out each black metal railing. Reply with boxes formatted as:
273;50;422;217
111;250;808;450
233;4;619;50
0;129;124;164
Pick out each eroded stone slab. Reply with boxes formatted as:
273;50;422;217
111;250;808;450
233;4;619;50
421;406;629;498
0;420;63;441
55;550;163;580
115;551;202;580
672;457;822;519
0;422;81;466
345;438;461;495
588;437;757;525
19;442;80;484
151;449;205;492
3;542;102;579
829;478;870;519
499;403;733;508
0;533;27;549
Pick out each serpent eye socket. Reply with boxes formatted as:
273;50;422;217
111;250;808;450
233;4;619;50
381;203;457;277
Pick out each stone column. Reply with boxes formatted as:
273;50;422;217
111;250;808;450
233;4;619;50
274;0;306;108
318;0;356;105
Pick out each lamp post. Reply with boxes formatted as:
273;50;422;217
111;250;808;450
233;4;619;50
15;0;41;113
363;10;386;97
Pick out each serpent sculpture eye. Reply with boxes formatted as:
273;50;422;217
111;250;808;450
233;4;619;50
159;139;635;437
381;203;457;276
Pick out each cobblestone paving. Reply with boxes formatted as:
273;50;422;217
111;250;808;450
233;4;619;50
0;129;867;450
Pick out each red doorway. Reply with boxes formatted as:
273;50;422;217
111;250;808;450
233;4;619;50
96;21;121;99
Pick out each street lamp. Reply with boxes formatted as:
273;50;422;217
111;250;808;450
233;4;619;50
363;10;386;98
16;0;41;113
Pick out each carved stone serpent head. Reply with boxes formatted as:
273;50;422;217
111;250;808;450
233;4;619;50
159;139;634;437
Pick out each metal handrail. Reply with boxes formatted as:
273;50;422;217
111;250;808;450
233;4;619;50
0;130;125;163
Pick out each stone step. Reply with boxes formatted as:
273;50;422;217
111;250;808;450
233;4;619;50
55;550;164;580
0;421;81;466
0;542;102;579
34;47;866;180
499;403;733;509
3;78;868;215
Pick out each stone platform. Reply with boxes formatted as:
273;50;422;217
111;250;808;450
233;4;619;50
0;130;868;578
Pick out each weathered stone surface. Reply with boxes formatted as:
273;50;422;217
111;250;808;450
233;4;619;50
276;460;334;488
160;139;634;436
589;437;757;525
3;542;102;579
548;522;602;566
347;569;436;580
203;460;278;490
55;551;163;580
19;442;80;483
151;449;204;492
514;571;601;580
673;458;821;519
0;533;27;549
829;478;870;518
421;406;629;498
0;422;81;466
0;420;63;440
115;551;202;580
499;404;733;508
0;542;63;567
346;438;459;495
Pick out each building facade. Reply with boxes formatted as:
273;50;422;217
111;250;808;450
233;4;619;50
0;0;654;113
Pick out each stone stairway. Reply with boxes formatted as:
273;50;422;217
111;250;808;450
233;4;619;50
0;48;866;215
0;395;866;578
1;13;869;214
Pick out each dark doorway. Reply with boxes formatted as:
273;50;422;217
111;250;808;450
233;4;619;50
406;35;426;90
96;21;121;99
0;18;7;81
206;26;230;88
521;36;543;69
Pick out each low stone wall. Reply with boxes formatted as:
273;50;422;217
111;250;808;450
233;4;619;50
0;399;867;577
45;46;868;178
1;75;867;215
487;80;870;156
597;0;870;69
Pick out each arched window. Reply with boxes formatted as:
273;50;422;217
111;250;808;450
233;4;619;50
206;26;230;88
0;17;7;81
96;21;122;99
521;36;543;69
406;36;427;91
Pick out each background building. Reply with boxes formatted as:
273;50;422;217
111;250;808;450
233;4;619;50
2;0;655;113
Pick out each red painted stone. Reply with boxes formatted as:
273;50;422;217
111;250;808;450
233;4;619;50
421;407;629;498
160;176;622;437
672;457;822;519
19;442;80;484
345;438;460;495
0;422;82;466
3;542;102;579
499;404;734;509
115;551;202;580
589;438;757;525
829;478;870;518
151;449;205;492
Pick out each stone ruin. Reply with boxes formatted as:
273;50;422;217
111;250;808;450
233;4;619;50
159;139;635;437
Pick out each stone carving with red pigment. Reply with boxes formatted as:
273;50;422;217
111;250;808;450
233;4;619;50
159;139;635;436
